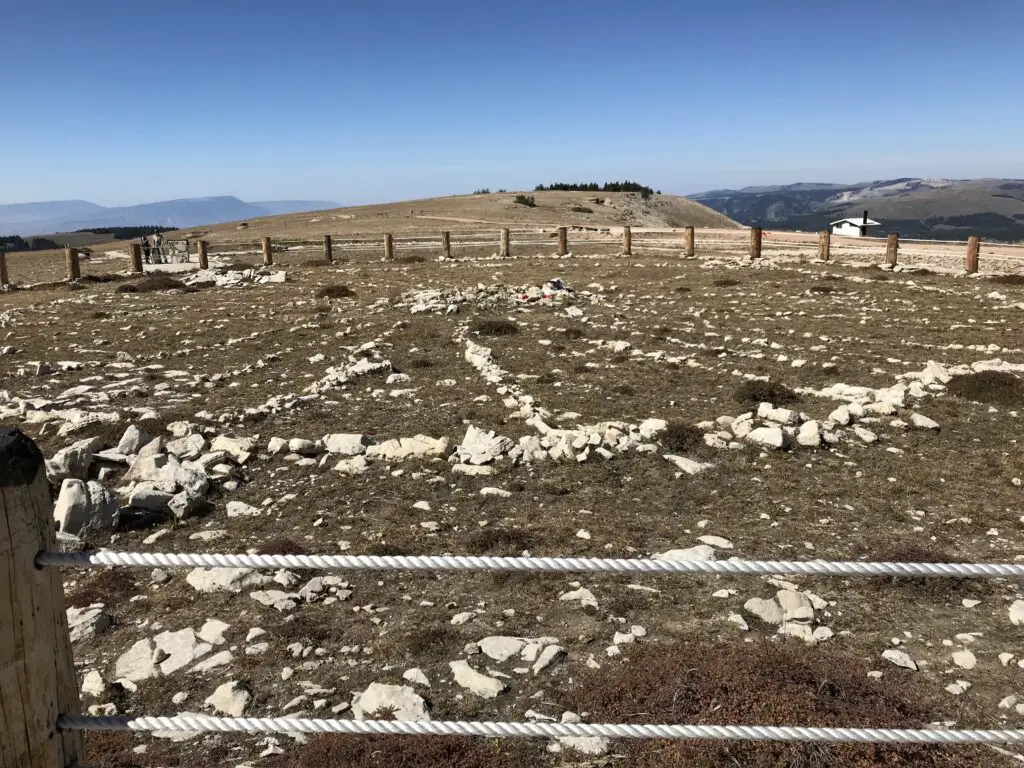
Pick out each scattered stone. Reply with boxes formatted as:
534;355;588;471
205;681;251;716
882;649;918;670
449;660;508;698
351;683;430;721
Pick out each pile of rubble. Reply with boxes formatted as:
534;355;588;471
183;266;287;288
48;423;255;539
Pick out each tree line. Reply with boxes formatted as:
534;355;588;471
534;181;658;198
73;226;176;240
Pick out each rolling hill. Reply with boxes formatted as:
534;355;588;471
689;178;1024;241
0;197;339;236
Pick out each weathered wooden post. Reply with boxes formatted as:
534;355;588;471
261;237;273;266
65;248;81;280
749;227;763;260
885;233;899;268
500;228;510;258
323;235;333;264
818;230;831;262
966;235;980;275
384;233;394;260
0;427;85;767
441;231;451;261
684;226;695;258
197;240;209;270
622;226;632;256
557;227;568;256
0;249;9;287
129;243;144;273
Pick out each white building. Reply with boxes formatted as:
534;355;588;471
830;216;881;237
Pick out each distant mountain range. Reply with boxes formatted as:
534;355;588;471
688;178;1024;241
0;197;339;236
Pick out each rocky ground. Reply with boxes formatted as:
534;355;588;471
3;246;1024;768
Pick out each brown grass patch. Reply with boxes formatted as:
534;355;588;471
990;274;1024;286
563;327;587;340
270;734;540;768
562;639;986;767
734;380;799;406
466;527;534;555
471;318;518;336
660;422;704;453
395;255;426;264
117;275;195;294
712;278;741;287
67;568;139;607
315;284;356;299
259;536;313;556
868;543;992;598
947;370;1024;406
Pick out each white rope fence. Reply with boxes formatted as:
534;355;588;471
56;714;1024;745
37;550;1024;579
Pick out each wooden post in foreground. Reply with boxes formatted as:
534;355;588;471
323;235;333;264
966;235;980;275
818;230;831;262
261;237;273;266
500;228;510;258
197;240;209;270
0;427;84;768
885;233;899;268
441;231;451;261
129;243;144;273
384;233;394;260
684;226;695;258
557;227;568;256
0;250;9;287
65;248;80;280
622;226;632;256
749;227;763;260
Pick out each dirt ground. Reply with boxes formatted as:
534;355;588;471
3;241;1024;768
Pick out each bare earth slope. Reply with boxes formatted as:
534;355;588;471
170;191;741;243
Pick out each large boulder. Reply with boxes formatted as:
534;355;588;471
122;454;209;495
322;433;371;456
47;437;103;483
116;425;152;455
53;479;119;537
366;435;450;462
351;683;430;721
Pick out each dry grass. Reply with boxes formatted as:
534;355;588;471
470;318;518;336
712;278;741;287
315;284;356;299
989;274;1024;286
866;543;992;598
465;527;534;555
116;275;195;294
733;380;800;406
270;734;540;768
66;568;139;607
946;370;1024;406
660;422;704;453
562;640;988;767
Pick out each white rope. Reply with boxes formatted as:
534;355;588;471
56;714;1024;744
36;550;1024;579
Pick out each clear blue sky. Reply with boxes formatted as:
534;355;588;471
3;0;1023;206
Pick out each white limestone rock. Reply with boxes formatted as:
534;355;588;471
449;660;508;698
205;681;251;716
351;683;430;721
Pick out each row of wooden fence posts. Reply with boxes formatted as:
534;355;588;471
13;228;992;286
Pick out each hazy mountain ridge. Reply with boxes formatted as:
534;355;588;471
689;178;1024;241
0;197;339;235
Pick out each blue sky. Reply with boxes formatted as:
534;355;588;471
2;0;1023;205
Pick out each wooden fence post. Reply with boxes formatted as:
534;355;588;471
129;243;144;273
0;427;85;768
384;233;394;260
684;226;695;258
64;248;80;280
885;233;899;268
197;240;209;270
622;226;632;256
0;249;9;287
557;227;568;256
500;228;510;258
749;228;763;260
818;231;831;262
261;237;273;266
441;231;451;261
323;235;333;264
966;235;980;275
